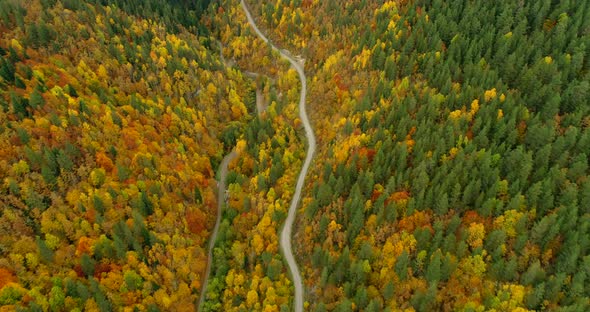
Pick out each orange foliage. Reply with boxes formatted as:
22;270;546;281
388;190;410;203
462;211;486;226
94;263;118;280
186;209;207;234
358;147;376;163
0;268;16;289
405;126;417;151
121;128;141;150
84;208;97;223
371;189;383;202
96;152;114;172
332;73;348;92
466;128;474;140
76;236;94;256
397;210;432;233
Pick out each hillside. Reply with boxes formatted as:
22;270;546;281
1;0;589;311
246;0;590;310
0;0;253;310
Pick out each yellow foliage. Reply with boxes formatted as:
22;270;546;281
229;89;247;119
323;52;341;72
328;220;341;233
333;133;362;163
10;39;23;53
376;1;399;14
44;233;60;250
251;234;264;254
467;222;485;249
493;284;530;311
263;304;279;312
449;109;463;120
381;232;417;269
97;65;108;81
236;139;247;155
484;88;497;102
257;215;272;232
544;56;553;64
25;253;39;269
354;48;372;70
460;254;487;276
89;168;106;187
470;99;480;115
246;289;259;308
11;160;29;175
494;209;524;238
154;289;172;309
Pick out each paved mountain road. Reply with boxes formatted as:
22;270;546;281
241;1;316;311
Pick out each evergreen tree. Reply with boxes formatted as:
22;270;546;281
395;251;410;281
36;237;54;263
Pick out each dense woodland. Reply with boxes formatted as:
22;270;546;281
0;0;255;310
249;0;590;311
1;0;589;311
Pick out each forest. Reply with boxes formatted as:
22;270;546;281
248;0;590;310
0;0;254;310
1;0;589;311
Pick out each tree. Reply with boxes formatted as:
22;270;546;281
0;285;24;306
395;251;410;281
10;91;28;118
425;250;442;283
354;286;369;309
0;57;15;82
335;298;352;312
246;289;259;309
49;286;66;311
37;237;54;263
124;270;143;291
81;253;96;278
317;183;333;207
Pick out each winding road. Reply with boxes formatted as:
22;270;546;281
198;150;237;311
241;1;316;311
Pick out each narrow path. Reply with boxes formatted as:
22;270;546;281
198;150;237;311
241;1;316;311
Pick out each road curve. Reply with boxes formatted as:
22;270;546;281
240;1;316;312
198;150;238;311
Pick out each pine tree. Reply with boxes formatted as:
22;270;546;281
395;251;410;281
37;237;54;263
425;251;442;282
80;253;96;277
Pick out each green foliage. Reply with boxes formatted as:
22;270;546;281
123;270;143;291
36;236;54;263
0;286;23;305
49;286;65;311
80;253;96;278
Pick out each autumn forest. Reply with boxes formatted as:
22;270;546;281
0;0;589;311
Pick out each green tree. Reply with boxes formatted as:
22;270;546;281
425;250;442;283
395;251;410;281
81;253;96;277
317;183;333;207
10;91;29;118
37;236;54;263
49;286;65;311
